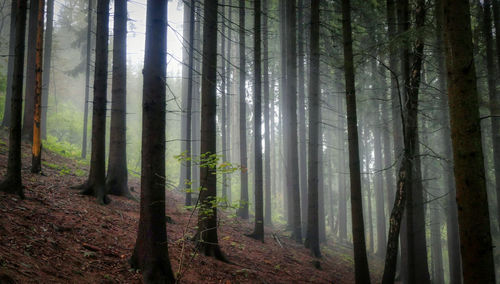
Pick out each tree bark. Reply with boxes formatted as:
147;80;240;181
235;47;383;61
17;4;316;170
341;0;370;281
81;0;92;159
249;0;264;242
0;0;27;198
196;0;226;261
263;0;272;226
106;0;130;197
492;0;500;72
31;0;45;174
442;0;496;282
304;0;320;257
434;0;462;281
76;0;110;205
237;0;249;219
1;0;17;128
41;0;54;139
297;0;308;232
284;0;303;243
130;1;175;282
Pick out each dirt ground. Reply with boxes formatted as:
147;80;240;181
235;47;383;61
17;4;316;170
0;139;382;283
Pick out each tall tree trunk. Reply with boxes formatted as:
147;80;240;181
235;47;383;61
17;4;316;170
297;0;308;231
337;80;348;242
0;0;27;198
196;0;226;261
191;1;202;204
21;0;40;140
481;0;500;227
249;0;264;241
178;0;191;193
263;0;272;226
225;0;233;205
279;0;289;222
304;0;320;257
492;0;500;72
341;0;370;281
237;0;249;219
220;0;228;203
130;1;175;282
75;0;110;205
40;0;54;139
106;0;129;197
184;0;195;206
434;0;462;281
442;0;496;282
373;104;386;256
31;0;45;174
1;0;17;128
81;0;93;159
285;0;302;243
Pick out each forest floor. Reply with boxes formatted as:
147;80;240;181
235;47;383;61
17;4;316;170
0;136;383;283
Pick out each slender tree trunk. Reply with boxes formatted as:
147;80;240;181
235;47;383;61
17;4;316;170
31;0;45;174
22;0;40;140
220;0;228;203
191;2;202;203
0;0;27;198
225;0;232;205
196;0;226;261
279;0;289;223
76;0;110;205
237;0;249;219
178;0;191;192
249;0;264;241
130;1;175;282
434;0;462;281
492;0;500;72
481;0;500;227
1;0;17;128
297;0;308;232
285;0;302;243
184;0;195;206
263;0;272;226
337;82;347;242
81;0;93;159
41;0;54;139
430;202;444;284
341;0;370;281
442;0;496;282
304;0;320;257
374;102;386;256
106;0;129;197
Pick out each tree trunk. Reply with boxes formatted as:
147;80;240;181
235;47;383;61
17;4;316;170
337;82;348;242
220;0;228;203
442;0;496;282
237;0;249;219
191;1;202;204
225;0;233;205
41;0;54;139
196;0;226;261
81;0;93;159
31;0;45;174
297;0;308;232
106;0;129;197
130;1;175;282
492;0;500;72
178;0;191;193
480;0;500;228
304;0;320;257
183;0;195;206
279;0;289;223
341;0;370;281
263;0;272;226
373;105;386;256
1;0;17;128
0;0;28;198
21;0;40;140
248;0;264;242
250;0;263;225
76;0;110;205
434;0;462;281
284;0;302;243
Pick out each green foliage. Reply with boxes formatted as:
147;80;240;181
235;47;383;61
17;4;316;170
44;135;83;159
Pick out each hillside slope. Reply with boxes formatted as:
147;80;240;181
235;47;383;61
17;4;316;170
0;138;382;283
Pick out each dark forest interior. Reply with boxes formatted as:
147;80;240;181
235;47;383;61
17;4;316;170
0;0;499;283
